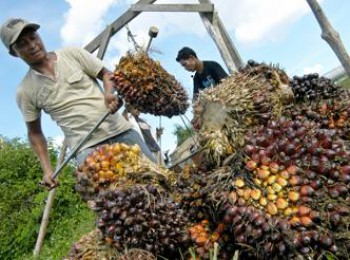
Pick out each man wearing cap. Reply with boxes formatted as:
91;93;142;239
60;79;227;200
176;47;228;101
0;18;155;189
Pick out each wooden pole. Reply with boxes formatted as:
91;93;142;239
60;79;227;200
157;116;162;165
306;0;350;77
198;0;244;72
33;142;67;257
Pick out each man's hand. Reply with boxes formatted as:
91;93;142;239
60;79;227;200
41;172;59;190
104;93;123;113
98;67;123;113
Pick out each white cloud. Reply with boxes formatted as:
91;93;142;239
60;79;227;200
213;0;324;46
60;0;323;51
52;135;65;149
60;0;119;46
303;63;323;74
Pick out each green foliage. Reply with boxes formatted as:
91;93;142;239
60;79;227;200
337;76;350;89
173;124;194;147
0;137;95;260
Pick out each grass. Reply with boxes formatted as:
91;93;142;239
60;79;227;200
336;75;350;89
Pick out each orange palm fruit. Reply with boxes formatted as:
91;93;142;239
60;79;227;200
251;189;262;200
276;198;289;210
288;191;300;202
267;202;278;215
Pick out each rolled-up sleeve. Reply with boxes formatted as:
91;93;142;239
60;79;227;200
16;87;41;122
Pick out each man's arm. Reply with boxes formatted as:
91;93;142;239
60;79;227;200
97;67;121;113
26;118;58;189
192;75;200;102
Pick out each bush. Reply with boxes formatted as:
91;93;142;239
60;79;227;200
0;137;95;260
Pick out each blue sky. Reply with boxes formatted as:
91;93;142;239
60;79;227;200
0;0;349;155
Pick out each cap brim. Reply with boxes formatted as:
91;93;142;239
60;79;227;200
10;23;40;45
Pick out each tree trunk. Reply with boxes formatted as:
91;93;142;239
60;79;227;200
306;0;350;77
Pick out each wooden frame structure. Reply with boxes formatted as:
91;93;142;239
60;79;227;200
34;0;243;256
86;0;244;71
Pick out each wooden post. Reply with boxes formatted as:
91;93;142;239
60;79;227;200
198;0;244;72
97;24;113;59
85;0;157;53
306;0;350;77
33;142;67;257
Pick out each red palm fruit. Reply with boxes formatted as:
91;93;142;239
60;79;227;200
280;170;290;179
340;165;350;175
246;160;258;171
243;144;256;156
297;205;311;216
300;185;315;196
269;162;280;174
319;235;333;248
260;155;271;166
257;168;270;180
287;165;299;175
300;216;313;227
289;175;302;186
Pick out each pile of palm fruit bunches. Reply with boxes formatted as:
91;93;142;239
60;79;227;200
68;59;350;260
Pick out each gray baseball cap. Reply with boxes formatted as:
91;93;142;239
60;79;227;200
0;18;40;54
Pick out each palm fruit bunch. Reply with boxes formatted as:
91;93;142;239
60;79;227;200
112;51;189;117
223;116;350;259
290;73;343;101
284;90;350;137
188;220;233;260
173;164;232;223
172;164;208;221
193;63;294;166
93;184;191;259
118;249;156;260
75;143;175;201
65;229;120;260
240;59;290;89
222;204;298;259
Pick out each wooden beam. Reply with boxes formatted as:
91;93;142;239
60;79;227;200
97;24;113;59
198;0;244;72
84;0;157;53
306;0;350;77
131;4;213;12
215;15;244;69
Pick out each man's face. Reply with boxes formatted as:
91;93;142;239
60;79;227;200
11;30;46;64
179;56;197;72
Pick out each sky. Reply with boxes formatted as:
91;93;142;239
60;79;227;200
0;0;350;156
